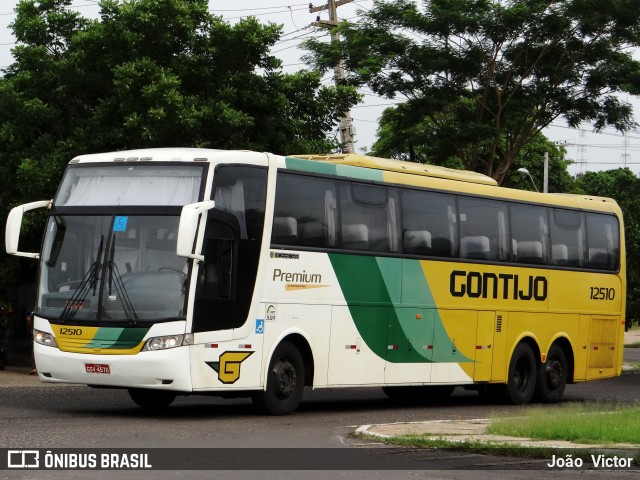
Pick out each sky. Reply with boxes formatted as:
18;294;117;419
1;0;639;176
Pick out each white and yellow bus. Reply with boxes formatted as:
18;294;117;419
5;149;625;414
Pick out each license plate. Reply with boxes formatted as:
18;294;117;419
85;363;111;374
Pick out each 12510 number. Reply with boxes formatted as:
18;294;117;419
590;287;615;301
59;327;83;336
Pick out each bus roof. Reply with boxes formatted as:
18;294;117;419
289;154;498;186
67;148;269;164
287;154;621;214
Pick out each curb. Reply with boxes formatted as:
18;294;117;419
356;419;640;451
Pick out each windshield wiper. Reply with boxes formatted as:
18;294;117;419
107;234;138;325
59;235;104;323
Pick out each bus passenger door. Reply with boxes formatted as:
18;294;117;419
192;210;239;333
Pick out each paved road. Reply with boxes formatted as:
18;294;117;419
1;361;640;479
624;347;640;363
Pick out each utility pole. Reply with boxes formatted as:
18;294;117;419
310;1;355;153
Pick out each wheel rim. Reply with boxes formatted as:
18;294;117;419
273;358;297;401
545;358;563;391
514;357;531;394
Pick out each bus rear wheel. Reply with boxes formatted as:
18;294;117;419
535;345;567;403
128;388;176;409
252;341;305;415
504;342;537;405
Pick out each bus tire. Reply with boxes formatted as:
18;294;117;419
504;342;537;405
252;341;305;415
128;388;176;409
535;344;567;403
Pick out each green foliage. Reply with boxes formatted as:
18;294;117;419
0;0;360;289
488;403;640;445
305;0;640;184
370;104;574;193
500;134;574;194
574;169;640;327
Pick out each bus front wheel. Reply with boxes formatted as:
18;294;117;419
252;341;305;415
128;388;176;409
504;342;537;405
535;345;567;403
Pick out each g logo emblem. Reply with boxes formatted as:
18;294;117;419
207;351;253;384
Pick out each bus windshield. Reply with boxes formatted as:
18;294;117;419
38;214;188;323
55;164;202;206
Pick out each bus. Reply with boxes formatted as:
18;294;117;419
5;148;625;414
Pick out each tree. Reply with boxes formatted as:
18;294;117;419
500;133;574;194
305;0;640;184
573;169;640;328
0;0;359;289
369;102;575;193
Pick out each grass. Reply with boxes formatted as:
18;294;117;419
372;402;640;462
486;403;640;445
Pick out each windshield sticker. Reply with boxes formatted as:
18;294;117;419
113;216;128;232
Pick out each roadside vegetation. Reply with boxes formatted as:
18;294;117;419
1;1;640;329
486;403;640;446
376;402;640;461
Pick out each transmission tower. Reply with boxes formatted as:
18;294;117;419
576;127;587;174
621;131;631;167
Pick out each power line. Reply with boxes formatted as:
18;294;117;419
548;122;640;141
209;4;309;12
222;6;308;21
274;29;322;46
0;2;311;18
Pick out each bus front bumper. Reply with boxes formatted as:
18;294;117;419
34;343;193;392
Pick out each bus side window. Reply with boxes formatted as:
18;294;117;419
585;213;619;271
458;197;509;262
510;204;549;264
273;173;337;248
401;190;457;258
214;165;267;242
550;209;586;268
340;182;390;253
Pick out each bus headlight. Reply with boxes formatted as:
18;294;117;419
34;329;58;348
143;334;192;351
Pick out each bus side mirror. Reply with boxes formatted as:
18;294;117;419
5;200;51;258
176;200;215;261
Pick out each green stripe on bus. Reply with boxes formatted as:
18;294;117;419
84;327;148;349
328;254;472;364
285;157;384;182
